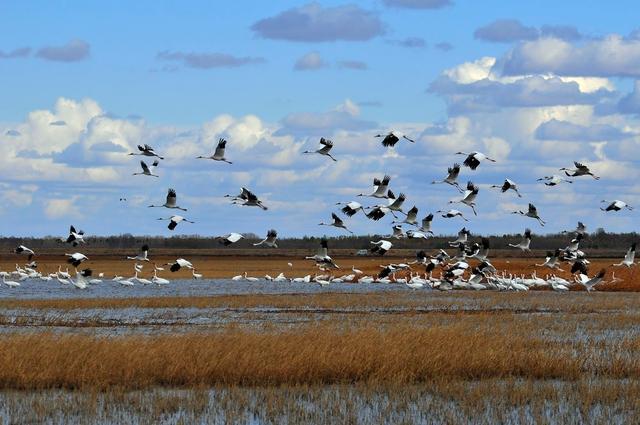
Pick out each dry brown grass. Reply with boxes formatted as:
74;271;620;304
0;319;638;390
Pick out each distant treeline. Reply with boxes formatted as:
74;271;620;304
0;229;637;252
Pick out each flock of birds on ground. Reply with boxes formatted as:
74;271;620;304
3;133;638;292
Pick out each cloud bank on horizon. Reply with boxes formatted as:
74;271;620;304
0;1;638;238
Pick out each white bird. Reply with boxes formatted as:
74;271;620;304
456;151;496;170
65;252;88;267
564;221;587;236
352;266;363;275
336;201;365;217
253;229;278;248
560;161;600;179
167;258;194;272
218;233;244;246
370;240;393;256
406;230;429;239
197;138;232;164
375;131;415;147
579;269;606;292
391;225;405;239
393;205;419;227
129;144;164;160
538;175;573;186
305;239;339;269
133;271;152;285
431;163;463;192
152;270;170;285
157;215;195;231
127;244;150;262
512;203;545;226
133;160;159;177
243;272;259;282
613;243;636;267
3;276;20;287
319;213;353;234
230;187;268;210
535;249;564;271
358;175;392;198
508;228;532;252
601;200;633;212
437;209;469;221
303;137;337;161
418;213;434;234
14;245;35;260
449;181;479;215
491;179;522;198
65;225;86;247
149;188;187;211
192;270;203;280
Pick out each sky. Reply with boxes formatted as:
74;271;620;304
0;0;639;238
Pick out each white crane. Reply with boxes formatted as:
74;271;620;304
197;138;232;164
456;151;496;170
370;240;393;256
65;252;88;267
491;179;522;197
601;200;633;212
230;187;268;210
375;131;415;147
217;233;244;246
436;209;469;221
336;201;365;217
167;258;194;272
538;175;573;186
535;249;564;271
406;230;429;239
303;137;337;161
392;206;419;226
157;215;195;230
449;181;479;215
129;144;164;160
65;225;85;247
133;160;159;177
508;228;532;252
579;269;606;292
319;213;353;234
149;188;187;211
512;203;545;226
152;270;170;285
14;245;35;260
431;163;463;192
305;239;339;269
418;213;434;234
560;161;600;179
391;225;405;239
253;229;278;248
613;243;636;267
358;175;392;198
127;244;150;262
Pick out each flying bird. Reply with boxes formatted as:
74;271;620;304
336;201;365;217
254;229;278;248
157;215;195;230
319;213;353;234
65;225;85;247
149;188;187;211
305;239;339;269
197;138;232;164
127;244;150;262
431;163;463;192
449;181;479;215
612;243;636;268
392;206;419;227
601;200;633;212
437;209;469;221
508;228;532;252
358;175;392;198
230;187;268;210
218;233;244;246
129;144;164;160
418;213;434;234
512;203;545;226
560;162;600;179
65;252;88;268
491;179;522;198
303;137;337;161
370;240;393;255
167;258;194;272
133;160;159;177
538;175;573;186
375;131;415;148
14;245;35;261
456;151;496;170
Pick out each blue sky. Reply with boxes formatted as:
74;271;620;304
1;1;639;238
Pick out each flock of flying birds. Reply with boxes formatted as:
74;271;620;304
3;132;638;291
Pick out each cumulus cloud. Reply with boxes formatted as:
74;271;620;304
49;120;66;126
383;0;452;9
616;81;640;114
501;35;640;77
293;52;328;71
338;60;367;70
276;99;376;137
44;198;81;219
535;119;636;141
0;47;30;59
474;19;538;43
36;39;90;62
157;51;265;69
251;3;384;42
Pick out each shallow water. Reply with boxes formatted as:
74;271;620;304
0;278;413;300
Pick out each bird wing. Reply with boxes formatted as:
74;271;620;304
320;137;332;147
140;161;150;173
331;213;344;226
166;188;178;206
528;203;537;214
